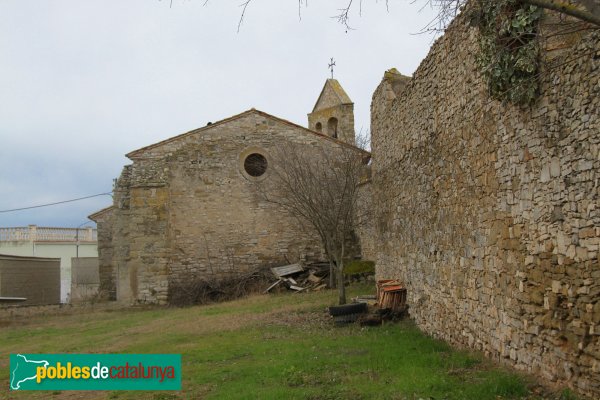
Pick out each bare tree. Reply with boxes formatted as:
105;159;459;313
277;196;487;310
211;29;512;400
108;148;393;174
423;0;600;31
190;0;599;30
255;142;369;305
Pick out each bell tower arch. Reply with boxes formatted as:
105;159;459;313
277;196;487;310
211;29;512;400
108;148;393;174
307;79;355;145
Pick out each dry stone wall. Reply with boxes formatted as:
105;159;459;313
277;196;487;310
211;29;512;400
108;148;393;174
356;180;376;262
371;13;599;397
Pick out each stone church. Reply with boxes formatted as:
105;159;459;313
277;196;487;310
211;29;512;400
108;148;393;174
90;79;372;304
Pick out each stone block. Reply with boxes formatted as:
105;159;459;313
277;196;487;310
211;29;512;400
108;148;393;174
552;280;562;293
550;158;561;177
540;165;551;182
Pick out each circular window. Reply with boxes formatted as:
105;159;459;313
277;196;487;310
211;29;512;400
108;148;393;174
243;153;268;177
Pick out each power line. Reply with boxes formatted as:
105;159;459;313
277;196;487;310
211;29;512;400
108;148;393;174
0;192;112;213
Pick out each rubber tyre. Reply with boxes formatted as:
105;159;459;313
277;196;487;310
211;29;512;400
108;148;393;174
333;313;364;325
328;302;367;317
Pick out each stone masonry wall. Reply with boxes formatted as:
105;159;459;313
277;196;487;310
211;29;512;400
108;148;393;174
111;167;172;304
357;180;376;262
92;208;115;300
107;111;370;304
371;13;599;397
308;104;355;145
308;80;355;145
165;113;327;285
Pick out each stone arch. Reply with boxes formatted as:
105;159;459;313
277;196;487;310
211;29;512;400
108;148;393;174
315;122;322;133
327;117;338;138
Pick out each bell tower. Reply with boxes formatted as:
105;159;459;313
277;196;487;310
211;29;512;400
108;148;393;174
307;79;355;146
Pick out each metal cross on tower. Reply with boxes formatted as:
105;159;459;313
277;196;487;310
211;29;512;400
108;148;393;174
328;58;336;79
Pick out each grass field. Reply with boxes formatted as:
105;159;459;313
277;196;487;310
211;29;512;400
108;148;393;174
0;283;576;399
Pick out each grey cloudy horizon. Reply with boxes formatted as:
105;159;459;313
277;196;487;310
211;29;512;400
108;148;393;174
0;0;439;228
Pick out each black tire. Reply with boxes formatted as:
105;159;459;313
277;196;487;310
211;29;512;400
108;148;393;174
328;302;367;317
333;313;363;325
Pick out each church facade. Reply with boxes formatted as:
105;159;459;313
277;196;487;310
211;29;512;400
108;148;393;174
91;80;371;304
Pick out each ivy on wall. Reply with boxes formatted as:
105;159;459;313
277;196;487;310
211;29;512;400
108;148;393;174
473;0;544;105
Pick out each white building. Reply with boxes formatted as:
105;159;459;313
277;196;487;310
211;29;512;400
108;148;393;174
0;225;98;302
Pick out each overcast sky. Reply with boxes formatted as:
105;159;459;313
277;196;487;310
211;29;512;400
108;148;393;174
0;0;438;228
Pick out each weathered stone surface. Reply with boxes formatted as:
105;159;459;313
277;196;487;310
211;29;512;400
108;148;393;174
94;83;373;306
371;12;599;399
308;79;355;145
88;206;115;300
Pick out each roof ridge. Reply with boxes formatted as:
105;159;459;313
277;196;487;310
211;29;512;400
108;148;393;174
126;109;256;159
88;205;114;221
125;108;369;160
251;109;369;155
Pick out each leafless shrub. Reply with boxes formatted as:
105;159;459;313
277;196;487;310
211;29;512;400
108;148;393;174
168;267;273;306
256;142;370;305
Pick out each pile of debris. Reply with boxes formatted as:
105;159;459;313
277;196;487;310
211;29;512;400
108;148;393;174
328;280;408;326
263;262;331;293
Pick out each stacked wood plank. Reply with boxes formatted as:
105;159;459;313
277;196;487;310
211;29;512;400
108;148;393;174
376;279;407;313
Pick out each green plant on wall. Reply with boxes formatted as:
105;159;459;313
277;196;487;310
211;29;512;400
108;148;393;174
474;0;544;105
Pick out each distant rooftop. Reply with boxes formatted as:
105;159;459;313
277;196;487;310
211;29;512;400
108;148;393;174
0;225;97;243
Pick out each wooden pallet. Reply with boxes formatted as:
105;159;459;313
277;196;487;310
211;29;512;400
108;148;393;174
376;279;407;312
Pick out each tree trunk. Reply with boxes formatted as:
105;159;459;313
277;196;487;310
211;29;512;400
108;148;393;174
329;260;336;288
337;258;346;305
523;0;600;26
337;238;346;305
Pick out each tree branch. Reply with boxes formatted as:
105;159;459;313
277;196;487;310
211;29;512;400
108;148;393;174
524;0;600;26
238;0;252;33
